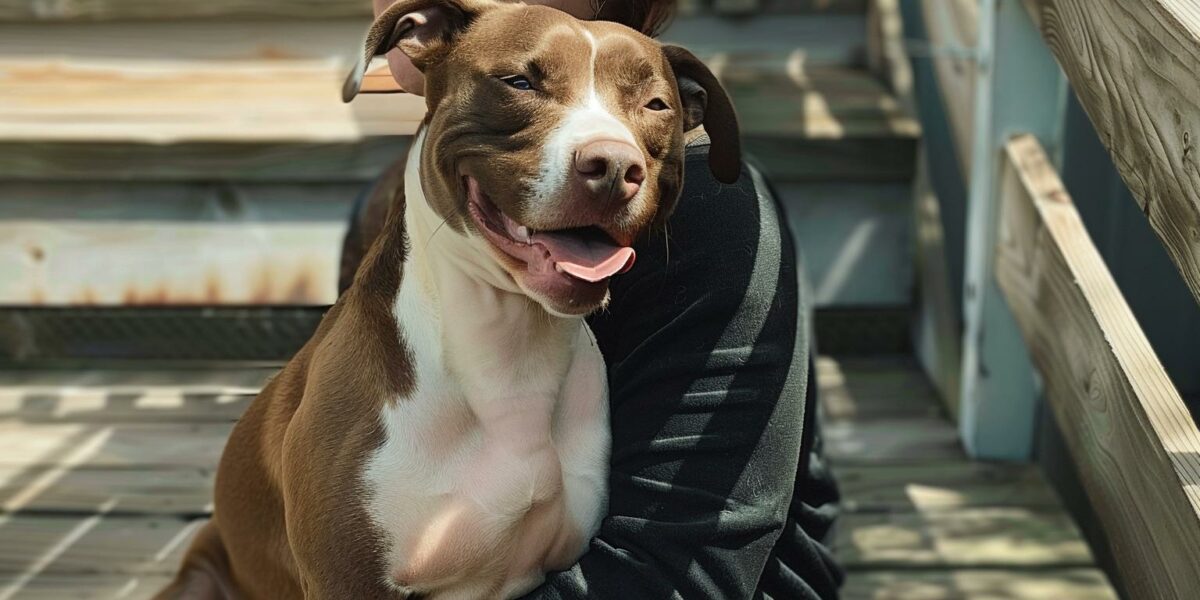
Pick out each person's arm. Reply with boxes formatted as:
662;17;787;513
526;149;810;599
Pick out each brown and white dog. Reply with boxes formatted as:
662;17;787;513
160;1;738;597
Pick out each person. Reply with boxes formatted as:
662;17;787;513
339;0;844;597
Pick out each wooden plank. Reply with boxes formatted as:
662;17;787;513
1027;0;1200;306
0;573;171;600
1027;0;1200;307
919;0;978;175
0;139;410;182
0;392;250;424
954;0;1062;460
0;366;267;422
824;416;965;464
837;462;1060;513
841;568;1117;600
995;133;1200;598
817;355;943;422
0;59;425;143
0;366;274;391
0;423;230;469
911;148;963;415
0;0;370;21
0;221;345;306
0;515;198;576
835;508;1095;569
0;466;213;515
0;182;359;306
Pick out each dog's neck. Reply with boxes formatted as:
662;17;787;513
397;130;583;415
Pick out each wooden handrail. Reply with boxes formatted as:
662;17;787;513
995;133;1200;599
1024;0;1200;308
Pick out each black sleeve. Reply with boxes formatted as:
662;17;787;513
522;145;818;599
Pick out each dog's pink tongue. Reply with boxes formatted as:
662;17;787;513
531;231;636;283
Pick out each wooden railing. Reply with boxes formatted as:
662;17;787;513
999;1;1200;596
995;134;1200;599
913;0;1200;594
1024;0;1200;307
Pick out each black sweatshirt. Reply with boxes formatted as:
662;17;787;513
526;141;843;599
342;140;842;599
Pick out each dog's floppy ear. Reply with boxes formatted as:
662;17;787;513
662;45;742;184
343;0;491;102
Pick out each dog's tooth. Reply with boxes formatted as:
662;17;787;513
517;226;530;242
555;263;565;274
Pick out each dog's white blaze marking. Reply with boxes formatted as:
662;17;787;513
529;30;638;206
357;133;610;597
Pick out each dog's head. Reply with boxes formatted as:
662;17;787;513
345;0;740;316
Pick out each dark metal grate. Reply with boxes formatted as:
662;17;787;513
0;307;325;366
813;306;911;355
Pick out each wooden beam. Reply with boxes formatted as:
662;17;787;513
0;0;371;21
995;133;1200;599
919;0;978;176
1026;0;1200;307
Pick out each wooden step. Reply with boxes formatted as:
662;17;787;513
0;0;866;23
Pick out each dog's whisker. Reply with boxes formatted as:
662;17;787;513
424;217;451;253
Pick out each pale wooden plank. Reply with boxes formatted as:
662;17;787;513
0;423;230;469
919;0;978;175
0;367;274;391
911;148;963;416
817;355;943;422
0;515;199;576
837;462;1060;513
0;139;411;182
0;59;425;143
994;133;1200;598
1027;0;1200;306
0;221;346;306
835;508;1095;569
0;573;170;600
0;0;371;21
0;466;213;515
841;568;1117;600
0;392;251;424
824;416;965;464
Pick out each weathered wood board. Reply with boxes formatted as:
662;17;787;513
817;355;944;421
0;0;372;21
0;357;1117;598
835;508;1095;569
919;0;978;174
841;568;1117;600
837;462;1059;513
0;573;172;600
1025;0;1200;307
824;416;965;464
0;423;231;469
995;134;1200;599
0;466;214;515
0;514;199;575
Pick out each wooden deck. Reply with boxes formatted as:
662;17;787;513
0;356;1118;598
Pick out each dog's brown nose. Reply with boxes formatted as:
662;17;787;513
574;140;646;204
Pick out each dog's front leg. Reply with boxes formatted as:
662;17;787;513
280;387;400;599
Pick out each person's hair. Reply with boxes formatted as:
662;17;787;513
594;0;677;37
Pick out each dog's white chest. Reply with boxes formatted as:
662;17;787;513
362;272;609;598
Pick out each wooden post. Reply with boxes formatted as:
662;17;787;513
956;0;1066;459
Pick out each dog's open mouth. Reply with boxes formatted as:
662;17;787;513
465;177;636;284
